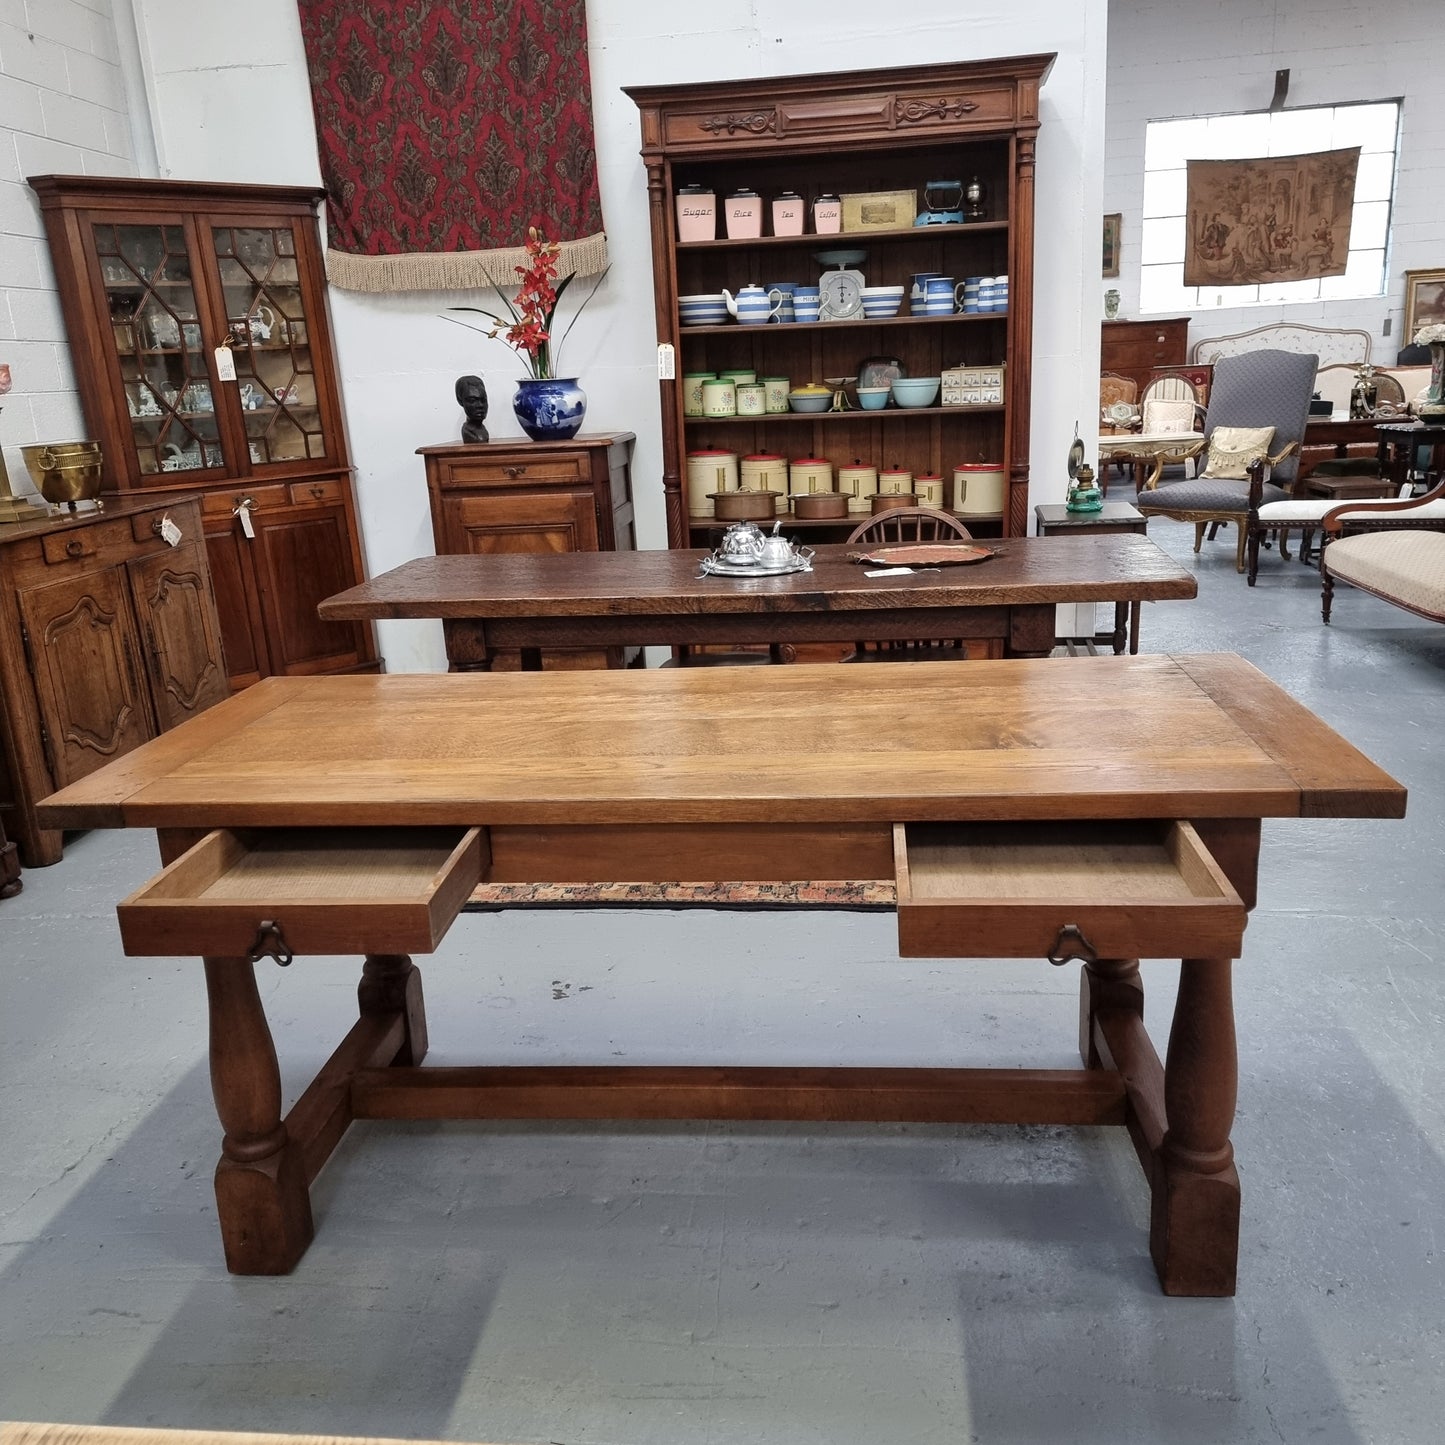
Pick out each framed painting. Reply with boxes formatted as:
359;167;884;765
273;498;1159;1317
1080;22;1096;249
1103;213;1121;278
1403;269;1445;340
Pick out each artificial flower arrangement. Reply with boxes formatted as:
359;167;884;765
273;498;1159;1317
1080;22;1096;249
446;228;608;381
1413;323;1445;346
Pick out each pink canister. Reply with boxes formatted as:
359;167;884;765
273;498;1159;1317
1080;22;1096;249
675;185;716;242
725;189;763;240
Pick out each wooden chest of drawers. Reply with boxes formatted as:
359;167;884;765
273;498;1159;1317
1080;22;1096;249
1102;318;1191;395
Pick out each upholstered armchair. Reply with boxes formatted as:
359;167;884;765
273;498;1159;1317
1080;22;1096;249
1136;350;1318;572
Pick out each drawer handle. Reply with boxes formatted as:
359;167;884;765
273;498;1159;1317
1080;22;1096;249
248;919;293;968
309;484;326;499
503;465;526;478
1156;334;1167;344
65;539;84;557
1048;923;1099;966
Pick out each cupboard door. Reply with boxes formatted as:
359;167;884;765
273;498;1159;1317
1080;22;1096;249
445;490;600;555
126;544;231;730
250;502;370;675
18;569;153;788
202;515;270;690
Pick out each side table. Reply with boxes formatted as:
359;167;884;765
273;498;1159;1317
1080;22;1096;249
1035;502;1149;654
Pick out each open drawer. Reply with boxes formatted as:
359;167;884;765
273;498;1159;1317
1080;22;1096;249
117;827;485;958
895;820;1246;960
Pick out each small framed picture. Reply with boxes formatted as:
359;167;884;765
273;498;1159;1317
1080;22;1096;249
1403;268;1445;341
1102;214;1122;278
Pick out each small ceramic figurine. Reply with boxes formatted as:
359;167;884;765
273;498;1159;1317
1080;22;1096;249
456;374;489;443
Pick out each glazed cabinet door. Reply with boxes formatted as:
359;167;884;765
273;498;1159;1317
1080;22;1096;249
126;544;231;730
249;500;371;675
444;491;600;555
18;568;154;788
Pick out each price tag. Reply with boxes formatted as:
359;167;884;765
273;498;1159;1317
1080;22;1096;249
656;343;675;380
233;498;255;539
214;345;237;382
159;515;182;547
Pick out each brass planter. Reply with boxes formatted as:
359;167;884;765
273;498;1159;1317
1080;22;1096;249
21;441;104;505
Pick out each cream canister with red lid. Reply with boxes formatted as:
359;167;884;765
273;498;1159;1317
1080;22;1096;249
915;472;946;509
741;452;789;510
954;462;1006;514
686;448;739;516
838;460;879;513
789;456;834;496
878;465;914;495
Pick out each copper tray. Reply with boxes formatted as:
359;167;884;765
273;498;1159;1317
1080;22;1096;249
848;543;994;567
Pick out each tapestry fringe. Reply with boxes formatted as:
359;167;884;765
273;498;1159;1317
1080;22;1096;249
324;232;610;294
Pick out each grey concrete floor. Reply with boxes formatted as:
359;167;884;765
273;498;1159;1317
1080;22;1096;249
1;516;1443;1444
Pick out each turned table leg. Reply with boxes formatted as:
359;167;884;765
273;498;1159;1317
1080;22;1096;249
1078;957;1143;1068
204;956;314;1274
1152;956;1240;1296
359;953;429;1065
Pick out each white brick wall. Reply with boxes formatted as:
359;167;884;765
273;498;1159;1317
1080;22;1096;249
0;0;135;495
1105;0;1445;364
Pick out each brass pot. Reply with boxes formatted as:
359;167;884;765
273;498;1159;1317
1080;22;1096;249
710;489;778;521
21;441;104;504
871;491;917;514
791;491;850;519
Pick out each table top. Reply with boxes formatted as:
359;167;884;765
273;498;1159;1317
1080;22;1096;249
1096;431;1201;453
1034;502;1145;529
319;536;1196;622
37;655;1403;831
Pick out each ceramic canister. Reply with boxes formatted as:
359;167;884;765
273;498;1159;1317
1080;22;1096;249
675;185;717;242
736;383;767;417
813;195;842;234
772;192;805;236
720;369;758;386
838;461;879;513
789;456;834;496
916;473;946;509
682;372;714;418
954;462;1006;514
686;449;739;515
701;378;737;417
725;189;763;239
762;376;792;414
878;466;914;495
741;452;789;508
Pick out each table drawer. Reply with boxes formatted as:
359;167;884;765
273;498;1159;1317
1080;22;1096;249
894;820;1245;959
118;826;485;958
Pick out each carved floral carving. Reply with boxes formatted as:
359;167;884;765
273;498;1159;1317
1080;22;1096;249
699;111;777;137
895;97;978;125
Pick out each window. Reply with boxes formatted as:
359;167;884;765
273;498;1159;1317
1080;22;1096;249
1138;101;1400;314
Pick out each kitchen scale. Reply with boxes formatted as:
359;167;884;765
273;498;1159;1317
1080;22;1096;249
814;248;867;321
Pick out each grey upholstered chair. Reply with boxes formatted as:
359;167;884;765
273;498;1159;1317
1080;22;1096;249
1136;349;1318;572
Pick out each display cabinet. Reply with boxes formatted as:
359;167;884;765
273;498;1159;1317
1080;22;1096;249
626;56;1053;544
28;175;376;689
0;493;228;866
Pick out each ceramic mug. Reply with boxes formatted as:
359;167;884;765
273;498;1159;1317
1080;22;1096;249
909;272;942;312
793;285;821;323
921;277;957;314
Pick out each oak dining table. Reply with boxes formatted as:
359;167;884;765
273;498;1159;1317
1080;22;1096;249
316;534;1197;664
37;656;1402;1296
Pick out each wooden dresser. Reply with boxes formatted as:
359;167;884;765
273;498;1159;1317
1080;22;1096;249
0;493;228;865
1101;318;1191;395
420;433;637;668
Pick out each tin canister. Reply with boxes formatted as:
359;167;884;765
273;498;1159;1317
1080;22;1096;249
682;372;713;418
686;449;739;515
702;378;737;417
878;466;914;495
741;452;789;509
838;461;879;513
789;456;834;496
719;368;758;386
736;383;767;417
954;462;1006;514
916;473;946;508
762;376;791;414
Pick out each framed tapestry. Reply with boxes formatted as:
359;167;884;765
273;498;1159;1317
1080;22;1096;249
1183;148;1359;287
1102;213;1121;278
1404;269;1445;339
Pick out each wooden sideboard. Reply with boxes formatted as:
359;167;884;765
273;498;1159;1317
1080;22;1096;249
0;811;18;898
1101;318;1191;395
420;433;637;669
0;493;228;865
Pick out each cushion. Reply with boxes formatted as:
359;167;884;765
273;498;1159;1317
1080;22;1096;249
1259;498;1445;524
1141;398;1200;435
1138;477;1289;514
1203;425;1276;480
1324;531;1445;619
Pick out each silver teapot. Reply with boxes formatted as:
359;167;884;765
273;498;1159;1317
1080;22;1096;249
718;521;765;562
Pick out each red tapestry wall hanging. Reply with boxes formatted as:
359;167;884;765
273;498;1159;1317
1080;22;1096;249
1184;149;1358;287
298;0;607;293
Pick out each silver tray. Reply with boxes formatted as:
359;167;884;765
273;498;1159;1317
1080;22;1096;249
699;553;813;578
